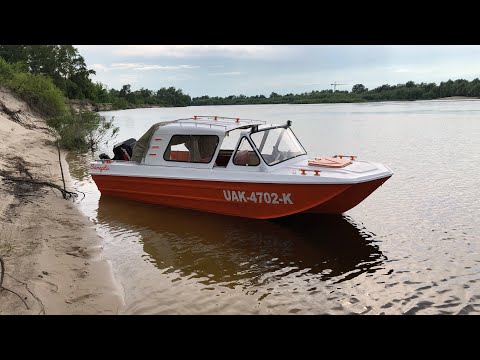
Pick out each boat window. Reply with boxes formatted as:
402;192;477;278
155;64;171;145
250;127;306;166
163;135;219;163
221;129;242;150
214;129;243;167
233;137;260;166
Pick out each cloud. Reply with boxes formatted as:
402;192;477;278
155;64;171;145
164;74;194;81
110;63;139;70
92;62;199;71
136;64;199;71
209;72;242;76
116;74;140;85
91;63;108;71
79;45;292;59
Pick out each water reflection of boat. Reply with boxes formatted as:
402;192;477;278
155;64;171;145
97;197;386;287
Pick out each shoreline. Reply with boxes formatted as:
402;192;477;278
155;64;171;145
90;96;480;113
0;87;124;314
435;96;480;100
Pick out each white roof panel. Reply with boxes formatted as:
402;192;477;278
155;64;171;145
164;116;268;133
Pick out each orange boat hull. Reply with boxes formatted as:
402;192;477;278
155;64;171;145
91;175;391;219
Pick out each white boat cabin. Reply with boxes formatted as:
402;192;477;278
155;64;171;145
133;116;308;173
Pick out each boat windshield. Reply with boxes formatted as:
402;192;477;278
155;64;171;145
250;127;306;166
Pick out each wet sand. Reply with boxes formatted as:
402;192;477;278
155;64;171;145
0;86;124;314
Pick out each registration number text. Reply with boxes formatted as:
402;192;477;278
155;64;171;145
223;190;293;204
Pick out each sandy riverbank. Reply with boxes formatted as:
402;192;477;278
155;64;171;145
436;96;480;100
0;87;124;314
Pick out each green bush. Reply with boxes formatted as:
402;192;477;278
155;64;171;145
9;72;67;117
112;97;128;110
0;58;67;117
2;57;117;153
0;57;14;82
47;110;119;153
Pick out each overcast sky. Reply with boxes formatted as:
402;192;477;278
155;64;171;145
76;45;480;97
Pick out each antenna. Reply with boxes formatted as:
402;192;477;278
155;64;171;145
331;82;348;92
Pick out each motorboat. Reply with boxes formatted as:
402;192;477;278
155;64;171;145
89;116;392;219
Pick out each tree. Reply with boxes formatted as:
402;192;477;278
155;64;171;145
352;84;367;93
119;84;131;98
0;45;29;63
0;45;96;100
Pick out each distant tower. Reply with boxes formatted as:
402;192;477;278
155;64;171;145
331;82;348;92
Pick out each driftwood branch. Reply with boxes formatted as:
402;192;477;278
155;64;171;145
0;174;78;200
5;273;45;315
0;257;31;311
1;287;30;310
0;257;4;290
0;100;37;130
56;141;67;199
0;99;51;132
0;101;22;123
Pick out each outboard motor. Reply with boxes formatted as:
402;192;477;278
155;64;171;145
112;138;137;161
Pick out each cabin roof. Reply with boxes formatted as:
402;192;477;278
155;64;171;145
131;116;270;162
162;116;268;134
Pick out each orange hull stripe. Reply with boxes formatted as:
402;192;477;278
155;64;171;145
91;175;391;219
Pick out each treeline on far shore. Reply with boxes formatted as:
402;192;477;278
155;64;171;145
190;80;480;106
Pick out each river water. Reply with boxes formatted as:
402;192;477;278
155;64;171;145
67;100;480;314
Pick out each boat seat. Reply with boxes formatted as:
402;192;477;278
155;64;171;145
215;151;232;167
170;150;190;161
215;156;229;166
234;150;259;166
234;150;248;165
